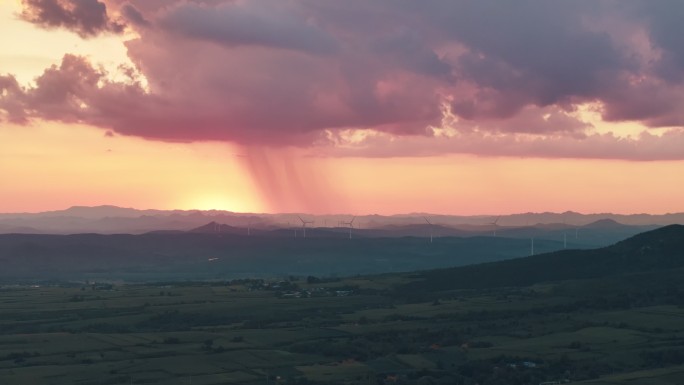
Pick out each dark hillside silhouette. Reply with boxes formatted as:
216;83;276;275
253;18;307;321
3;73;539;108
400;225;684;292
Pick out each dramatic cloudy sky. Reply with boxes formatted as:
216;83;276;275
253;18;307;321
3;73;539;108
1;0;683;214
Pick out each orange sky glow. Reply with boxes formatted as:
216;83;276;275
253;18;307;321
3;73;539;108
1;1;683;215
2;121;682;215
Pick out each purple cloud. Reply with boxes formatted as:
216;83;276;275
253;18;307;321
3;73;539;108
158;2;338;54
4;0;684;160
20;0;124;37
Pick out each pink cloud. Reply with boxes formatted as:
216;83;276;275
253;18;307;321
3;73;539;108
0;75;28;123
157;2;338;54
20;0;124;37
4;0;684;160
324;128;684;161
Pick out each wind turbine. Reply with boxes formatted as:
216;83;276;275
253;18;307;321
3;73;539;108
424;217;434;243
488;216;501;236
297;215;314;238
562;215;567;249
340;216;356;239
530;237;535;256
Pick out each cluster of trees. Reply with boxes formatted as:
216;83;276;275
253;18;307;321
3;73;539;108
1;351;40;364
289;328;463;361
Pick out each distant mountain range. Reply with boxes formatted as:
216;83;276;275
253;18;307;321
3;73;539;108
0;206;679;283
0;205;680;237
399;224;684;293
0;216;679;283
0;230;576;282
0;202;681;286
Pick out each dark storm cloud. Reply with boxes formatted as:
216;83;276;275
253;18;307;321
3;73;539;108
371;31;452;78
158;2;338;54
6;0;684;159
411;1;631;117
119;3;149;27
634;0;684;83
20;0;124;37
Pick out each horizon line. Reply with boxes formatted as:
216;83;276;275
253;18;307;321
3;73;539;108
1;204;683;218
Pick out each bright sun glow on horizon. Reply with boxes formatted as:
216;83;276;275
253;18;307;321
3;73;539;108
0;121;266;214
183;194;258;213
1;120;683;216
1;1;684;216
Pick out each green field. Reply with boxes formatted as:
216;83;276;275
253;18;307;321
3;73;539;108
2;267;684;385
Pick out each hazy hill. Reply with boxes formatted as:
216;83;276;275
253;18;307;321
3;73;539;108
0;205;682;236
189;221;249;235
399;224;684;293
0;231;574;282
582;218;630;229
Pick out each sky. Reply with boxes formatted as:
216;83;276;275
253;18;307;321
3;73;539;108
0;0;683;215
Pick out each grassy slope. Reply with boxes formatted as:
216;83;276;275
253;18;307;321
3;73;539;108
398;225;684;293
1;225;684;384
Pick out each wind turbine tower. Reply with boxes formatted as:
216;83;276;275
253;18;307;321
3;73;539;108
424;217;434;243
340;216;356;239
489;216;501;236
297;215;314;238
531;237;535;256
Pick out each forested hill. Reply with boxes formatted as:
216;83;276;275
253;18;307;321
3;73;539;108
399;224;684;292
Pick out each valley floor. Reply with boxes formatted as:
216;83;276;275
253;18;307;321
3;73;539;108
2;270;684;385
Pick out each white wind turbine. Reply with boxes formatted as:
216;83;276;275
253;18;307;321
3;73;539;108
488;216;501;236
340;216;356;239
424;217;434;243
561;215;567;249
297;215;314;238
530;237;535;256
